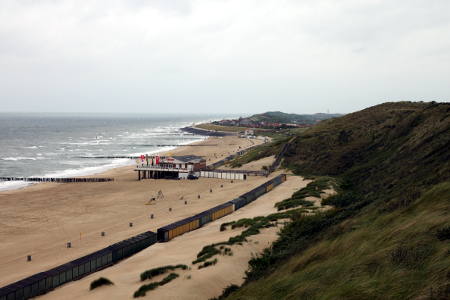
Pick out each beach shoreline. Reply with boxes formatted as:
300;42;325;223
0;135;265;287
0;133;210;193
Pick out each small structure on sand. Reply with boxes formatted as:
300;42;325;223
135;155;206;180
146;190;164;205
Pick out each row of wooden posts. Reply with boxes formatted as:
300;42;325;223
0;177;114;183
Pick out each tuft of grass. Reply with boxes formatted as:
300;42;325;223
209;284;240;300
133;273;180;298
90;277;113;290
276;177;336;211
390;242;434;269
193;245;223;264
140;264;187;281
159;273;179;285
198;259;218;269
322;191;359;208
436;225;450;241
196;209;304;264
223;247;233;256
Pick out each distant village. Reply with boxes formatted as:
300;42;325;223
212;117;312;129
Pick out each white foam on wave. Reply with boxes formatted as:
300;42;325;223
23;145;46;149
0;181;34;192
1;120;212;192
61;141;112;146
128;135;207;157
2;157;39;161
42;158;133;178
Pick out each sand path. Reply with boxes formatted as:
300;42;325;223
41;175;308;300
221;155;275;172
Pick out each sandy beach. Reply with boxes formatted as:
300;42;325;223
0;136;267;287
41;172;308;300
0;134;313;299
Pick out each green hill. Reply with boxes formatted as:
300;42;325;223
249;111;342;124
222;102;450;300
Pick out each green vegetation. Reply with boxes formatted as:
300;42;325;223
222;102;450;300
209;284;240;300
196;207;317;264
226;183;450;300
140;264;187;281
275;177;336;211
228;137;289;168
196;123;247;132
89;277;113;290
133;273;180;298
193;245;222;264
198;258;218;269
436;225;450;241
249;111;342;124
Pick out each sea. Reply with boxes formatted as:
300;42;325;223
0;113;228;191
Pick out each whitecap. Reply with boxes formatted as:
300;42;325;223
0;181;34;192
42;158;133;178
2;157;37;161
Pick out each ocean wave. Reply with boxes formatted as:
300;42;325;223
61;141;112;146
41;158;133;178
0;181;34;192
127;135;207;156
0;119;213;192
2;157;38;161
128;146;177;157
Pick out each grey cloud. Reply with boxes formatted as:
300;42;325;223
0;0;448;114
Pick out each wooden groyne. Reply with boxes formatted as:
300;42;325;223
0;177;114;183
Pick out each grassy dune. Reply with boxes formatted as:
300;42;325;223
227;182;450;300
221;102;450;300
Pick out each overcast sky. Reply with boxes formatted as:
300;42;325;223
0;0;449;114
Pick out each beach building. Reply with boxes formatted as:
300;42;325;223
244;129;254;136
135;155;206;180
